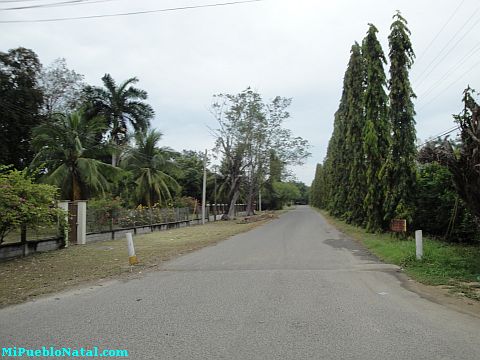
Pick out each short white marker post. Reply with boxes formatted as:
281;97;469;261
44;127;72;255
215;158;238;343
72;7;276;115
126;232;138;265
415;230;423;260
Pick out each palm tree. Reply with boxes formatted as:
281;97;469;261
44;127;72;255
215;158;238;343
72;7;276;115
83;74;154;166
122;129;179;207
31;110;119;200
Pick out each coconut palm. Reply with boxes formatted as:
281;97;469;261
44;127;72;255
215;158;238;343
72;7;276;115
83;74;154;166
122;129;179;207
31;110;120;200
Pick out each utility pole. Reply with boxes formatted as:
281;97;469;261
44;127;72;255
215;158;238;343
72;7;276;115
258;187;262;212
202;149;207;225
213;166;217;221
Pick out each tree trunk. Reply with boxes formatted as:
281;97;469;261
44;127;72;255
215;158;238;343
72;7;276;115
246;180;256;216
224;189;241;220
72;176;81;201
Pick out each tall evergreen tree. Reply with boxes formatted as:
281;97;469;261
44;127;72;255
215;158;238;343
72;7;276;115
362;24;390;232
328;61;350;217
382;12;417;224
344;42;366;225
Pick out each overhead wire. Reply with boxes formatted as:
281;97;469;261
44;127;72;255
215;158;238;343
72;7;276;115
416;57;480;112
413;6;480;87
415;0;466;64
416;41;480;99
416;126;461;149
0;0;119;11
0;0;264;23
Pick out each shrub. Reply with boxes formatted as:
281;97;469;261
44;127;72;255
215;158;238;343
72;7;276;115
0;166;62;244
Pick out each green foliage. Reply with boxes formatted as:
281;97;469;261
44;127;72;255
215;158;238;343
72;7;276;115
272;181;301;208
382;11;417;224
415;163;479;243
0;166;62;244
122;129;180;207
31;110;120;200
0;47;44;169
362;24;390;232
344;43;366;225
173;150;205;200
83;74;154;166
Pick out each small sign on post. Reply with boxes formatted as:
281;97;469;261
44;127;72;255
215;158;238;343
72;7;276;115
415;230;423;260
126;232;138;265
390;219;407;233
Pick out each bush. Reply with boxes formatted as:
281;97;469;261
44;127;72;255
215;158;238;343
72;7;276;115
414;163;480;243
0;166;62;244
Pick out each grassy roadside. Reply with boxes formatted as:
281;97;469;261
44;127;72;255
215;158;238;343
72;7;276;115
317;209;480;301
0;216;276;308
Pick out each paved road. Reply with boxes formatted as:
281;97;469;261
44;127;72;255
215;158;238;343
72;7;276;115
1;206;480;359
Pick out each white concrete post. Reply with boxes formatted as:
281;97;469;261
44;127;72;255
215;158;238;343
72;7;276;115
415;230;423;260
258;189;262;212
58;201;69;246
126;232;138;265
76;201;87;245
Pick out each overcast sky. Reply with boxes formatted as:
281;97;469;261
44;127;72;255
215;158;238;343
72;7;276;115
2;0;479;184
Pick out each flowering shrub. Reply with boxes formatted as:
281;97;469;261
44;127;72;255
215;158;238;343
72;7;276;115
0;166;63;244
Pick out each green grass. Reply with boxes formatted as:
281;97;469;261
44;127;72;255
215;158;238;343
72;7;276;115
318;209;480;300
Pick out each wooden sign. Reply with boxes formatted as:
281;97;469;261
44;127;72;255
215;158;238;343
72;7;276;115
390;219;407;233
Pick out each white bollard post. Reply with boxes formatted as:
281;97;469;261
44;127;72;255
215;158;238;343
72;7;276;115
415;230;423;260
126;232;138;265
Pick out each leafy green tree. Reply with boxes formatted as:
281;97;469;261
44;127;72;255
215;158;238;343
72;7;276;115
83;74;154;166
0;47;43;169
362;24;390;232
122;129;179;207
173;150;205;200
31;110;119;200
212;88;309;218
0;166;62;244
382;12;417;224
272;181;301;208
344;42;366;225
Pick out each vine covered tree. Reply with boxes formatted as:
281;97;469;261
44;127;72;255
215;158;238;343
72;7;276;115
344;42;366;225
84;74;154;166
362;24;390;232
382;12;417;224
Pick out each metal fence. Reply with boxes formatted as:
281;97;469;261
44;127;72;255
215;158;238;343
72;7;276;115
86;206;191;234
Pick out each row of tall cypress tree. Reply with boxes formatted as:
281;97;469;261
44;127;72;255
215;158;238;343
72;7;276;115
310;12;417;232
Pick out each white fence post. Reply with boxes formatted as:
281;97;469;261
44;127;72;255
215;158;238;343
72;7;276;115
76;201;87;245
415;230;423;260
126;232;138;265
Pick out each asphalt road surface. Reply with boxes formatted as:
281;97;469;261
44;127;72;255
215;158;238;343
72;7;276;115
1;206;480;359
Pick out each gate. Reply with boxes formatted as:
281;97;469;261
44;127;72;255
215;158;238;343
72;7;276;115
68;202;78;244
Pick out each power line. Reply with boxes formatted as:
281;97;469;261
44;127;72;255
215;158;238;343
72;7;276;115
414;11;480;90
415;0;466;64
417;41;480;99
416;56;480;112
0;0;119;11
416;126;460;149
413;6;480;86
0;0;264;23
